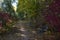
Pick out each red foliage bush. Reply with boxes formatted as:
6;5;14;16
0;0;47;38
0;12;12;28
46;0;60;32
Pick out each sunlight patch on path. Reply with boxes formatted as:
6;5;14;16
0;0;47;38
20;34;27;37
19;27;26;31
32;30;36;34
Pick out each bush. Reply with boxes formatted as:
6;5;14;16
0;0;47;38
0;12;17;33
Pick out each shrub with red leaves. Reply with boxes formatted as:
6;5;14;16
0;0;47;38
0;12;14;32
0;12;12;22
46;0;60;32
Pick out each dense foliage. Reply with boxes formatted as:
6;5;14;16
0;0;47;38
0;0;57;33
0;0;18;33
0;12;16;33
0;0;60;40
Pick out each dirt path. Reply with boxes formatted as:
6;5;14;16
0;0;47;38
0;20;38;40
0;20;56;40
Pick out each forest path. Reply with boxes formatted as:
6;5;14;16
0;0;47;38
0;20;56;40
0;20;40;40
